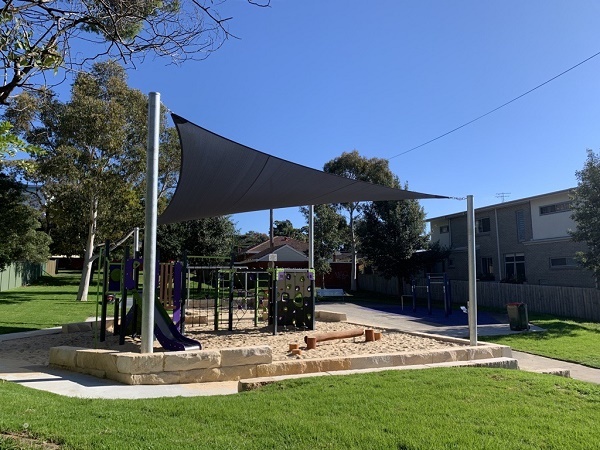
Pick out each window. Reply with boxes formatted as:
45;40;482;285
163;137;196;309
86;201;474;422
540;201;571;216
480;257;494;280
550;257;578;268
439;225;449;234
476;217;491;233
505;253;525;282
516;210;526;242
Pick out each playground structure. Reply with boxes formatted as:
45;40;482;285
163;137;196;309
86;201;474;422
97;249;316;352
97;243;201;351
184;260;316;334
410;273;453;317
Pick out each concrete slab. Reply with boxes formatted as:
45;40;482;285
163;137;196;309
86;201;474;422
0;357;238;399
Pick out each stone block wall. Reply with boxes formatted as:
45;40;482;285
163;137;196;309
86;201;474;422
49;341;512;386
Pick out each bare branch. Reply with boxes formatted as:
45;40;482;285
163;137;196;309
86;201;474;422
0;0;266;104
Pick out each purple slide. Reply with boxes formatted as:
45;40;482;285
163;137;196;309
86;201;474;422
154;300;202;351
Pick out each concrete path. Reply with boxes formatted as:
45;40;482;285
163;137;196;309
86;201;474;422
0;357;238;399
512;351;599;384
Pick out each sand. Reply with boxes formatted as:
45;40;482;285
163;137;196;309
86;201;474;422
0;321;465;366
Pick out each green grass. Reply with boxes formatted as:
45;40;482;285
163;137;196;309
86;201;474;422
0;272;99;334
1;368;599;449
482;315;600;369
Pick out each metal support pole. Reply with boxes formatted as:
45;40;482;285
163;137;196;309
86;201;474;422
141;92;160;354
308;205;314;269
133;227;140;258
467;195;478;346
100;241;109;342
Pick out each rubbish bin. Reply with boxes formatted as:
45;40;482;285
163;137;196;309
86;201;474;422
507;302;529;331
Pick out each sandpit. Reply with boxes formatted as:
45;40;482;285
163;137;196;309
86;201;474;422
0;321;465;366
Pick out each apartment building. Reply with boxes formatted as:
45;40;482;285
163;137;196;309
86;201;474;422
428;189;595;288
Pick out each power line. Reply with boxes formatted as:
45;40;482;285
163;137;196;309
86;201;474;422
388;49;600;160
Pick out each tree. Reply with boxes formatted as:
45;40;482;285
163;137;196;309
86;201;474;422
0;0;270;104
323;150;397;290
357;185;429;295
236;230;269;251
0;121;50;270
273;219;307;241
0;172;51;270
301;204;349;288
4;61;180;300
570;149;600;284
157;217;237;261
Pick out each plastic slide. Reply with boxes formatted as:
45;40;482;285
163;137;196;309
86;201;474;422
154;300;202;351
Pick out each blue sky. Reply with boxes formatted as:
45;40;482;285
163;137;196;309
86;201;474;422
61;1;600;233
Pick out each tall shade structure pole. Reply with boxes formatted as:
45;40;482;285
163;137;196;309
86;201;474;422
467;195;478;346
308;205;314;269
141;92;160;354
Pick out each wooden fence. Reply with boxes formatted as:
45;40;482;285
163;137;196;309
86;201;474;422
358;273;600;322
0;262;45;292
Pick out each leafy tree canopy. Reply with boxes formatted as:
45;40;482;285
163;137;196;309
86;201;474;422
0;0;270;104
0;172;51;270
273;219;307;241
357;180;429;283
236;230;269;251
323;150;397;290
3;60;180;300
570;149;600;282
300;204;349;287
157;217;237;261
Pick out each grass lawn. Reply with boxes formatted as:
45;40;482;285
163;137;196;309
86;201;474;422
1;367;599;450
0;272;99;335
481;315;600;369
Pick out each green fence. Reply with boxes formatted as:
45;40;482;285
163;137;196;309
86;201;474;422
0;262;45;292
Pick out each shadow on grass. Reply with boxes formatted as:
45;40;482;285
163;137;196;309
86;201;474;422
0;291;80;305
0;325;38;334
33;275;79;287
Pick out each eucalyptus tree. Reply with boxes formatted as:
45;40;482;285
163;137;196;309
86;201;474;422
0;0;270;104
323;150;396;290
4;61;180;301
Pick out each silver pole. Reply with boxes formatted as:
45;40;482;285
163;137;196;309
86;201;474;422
467;195;478;346
308;205;314;269
141;92;160;354
133;227;140;257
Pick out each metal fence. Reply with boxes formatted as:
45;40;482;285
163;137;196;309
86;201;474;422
358;273;600;322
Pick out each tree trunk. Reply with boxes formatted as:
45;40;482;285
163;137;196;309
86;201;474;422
77;198;98;301
350;211;357;291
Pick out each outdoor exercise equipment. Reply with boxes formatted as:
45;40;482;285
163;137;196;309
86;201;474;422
410;273;452;317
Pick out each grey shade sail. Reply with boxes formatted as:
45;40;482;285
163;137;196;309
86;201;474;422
158;114;449;225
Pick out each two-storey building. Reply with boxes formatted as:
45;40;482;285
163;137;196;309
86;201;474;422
428;189;595;288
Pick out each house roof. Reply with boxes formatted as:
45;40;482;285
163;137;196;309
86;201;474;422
157;114;448;225
237;243;308;264
427;188;575;222
243;236;308;255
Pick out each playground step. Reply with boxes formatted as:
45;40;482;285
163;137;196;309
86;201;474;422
238;357;519;392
